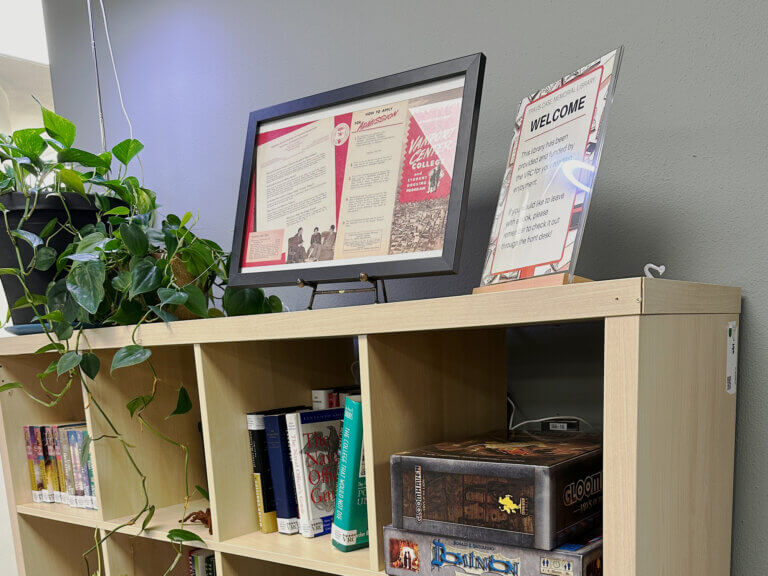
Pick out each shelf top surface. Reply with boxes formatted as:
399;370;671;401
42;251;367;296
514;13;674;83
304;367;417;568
0;277;740;355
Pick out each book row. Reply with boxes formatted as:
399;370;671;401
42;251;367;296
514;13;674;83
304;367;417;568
22;423;97;510
187;549;216;576
246;386;368;552
385;430;603;576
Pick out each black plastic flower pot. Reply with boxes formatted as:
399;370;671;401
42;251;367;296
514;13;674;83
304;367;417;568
0;191;100;325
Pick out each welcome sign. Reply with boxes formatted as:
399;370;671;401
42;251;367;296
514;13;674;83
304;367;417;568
480;48;623;287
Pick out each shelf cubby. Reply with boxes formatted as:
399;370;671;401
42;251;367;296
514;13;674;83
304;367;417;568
85;345;208;522
0;351;89;512
0;279;742;576
103;530;197;576
16;514;103;575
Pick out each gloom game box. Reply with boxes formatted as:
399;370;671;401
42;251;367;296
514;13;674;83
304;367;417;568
390;431;602;550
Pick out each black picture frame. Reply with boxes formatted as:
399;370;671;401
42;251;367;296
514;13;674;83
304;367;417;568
228;53;486;288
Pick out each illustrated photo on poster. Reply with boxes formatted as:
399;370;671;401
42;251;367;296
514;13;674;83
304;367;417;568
480;48;623;287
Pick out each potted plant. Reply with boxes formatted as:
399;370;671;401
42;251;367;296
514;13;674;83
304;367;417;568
0;107;280;329
0;107;280;573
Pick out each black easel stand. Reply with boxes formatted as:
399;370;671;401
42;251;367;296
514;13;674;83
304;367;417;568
297;273;388;310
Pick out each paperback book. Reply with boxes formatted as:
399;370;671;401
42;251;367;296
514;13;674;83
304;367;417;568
286;408;344;537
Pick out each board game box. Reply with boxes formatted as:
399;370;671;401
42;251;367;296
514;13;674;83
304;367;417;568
390;431;601;550
384;524;602;576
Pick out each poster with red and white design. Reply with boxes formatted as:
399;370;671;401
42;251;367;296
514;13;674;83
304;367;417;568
240;77;465;273
480;48;623;287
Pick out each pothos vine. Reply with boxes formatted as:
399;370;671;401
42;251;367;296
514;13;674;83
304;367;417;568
0;107;280;575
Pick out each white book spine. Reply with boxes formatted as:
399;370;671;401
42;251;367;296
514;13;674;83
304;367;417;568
285;413;312;537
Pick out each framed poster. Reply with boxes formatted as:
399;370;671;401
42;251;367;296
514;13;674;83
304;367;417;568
480;48;623;287
229;54;485;287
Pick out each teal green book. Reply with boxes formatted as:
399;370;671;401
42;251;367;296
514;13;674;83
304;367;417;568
331;396;369;552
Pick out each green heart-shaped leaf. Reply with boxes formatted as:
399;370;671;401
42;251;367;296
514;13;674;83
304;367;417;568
42;107;76;148
11;229;43;248
119;222;148;257
167;385;192;418
157;287;188;307
59;168;86;197
112;138;144;165
34;246;57;271
129;259;162;299
66;260;106;314
111;344;152;373
57;351;82;375
181;284;208;318
58;148;110;169
127;394;152;417
167;528;203;543
80;353;100;379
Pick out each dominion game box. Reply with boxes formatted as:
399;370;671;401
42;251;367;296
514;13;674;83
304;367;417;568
390;431;601;550
383;524;602;576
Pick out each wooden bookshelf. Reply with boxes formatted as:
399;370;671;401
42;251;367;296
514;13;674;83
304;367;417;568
0;278;740;576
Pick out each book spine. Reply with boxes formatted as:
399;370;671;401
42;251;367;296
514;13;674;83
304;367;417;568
24;426;40;503
58;427;74;507
31;426;50;503
332;398;369;551
45;426;61;503
246;415;264;531
51;425;66;504
264;414;299;534
76;430;93;508
83;430;97;509
311;389;331;410
285;412;313;537
187;551;196;576
205;554;216;576
69;429;84;508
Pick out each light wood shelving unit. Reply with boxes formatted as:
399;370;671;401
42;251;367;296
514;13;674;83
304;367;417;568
0;278;740;576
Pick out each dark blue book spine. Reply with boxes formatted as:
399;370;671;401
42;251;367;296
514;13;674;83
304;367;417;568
264;414;300;534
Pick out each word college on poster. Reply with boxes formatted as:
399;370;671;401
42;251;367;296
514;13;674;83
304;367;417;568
240;77;465;273
481;48;622;285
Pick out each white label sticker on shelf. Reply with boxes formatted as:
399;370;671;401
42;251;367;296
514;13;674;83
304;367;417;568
726;321;738;395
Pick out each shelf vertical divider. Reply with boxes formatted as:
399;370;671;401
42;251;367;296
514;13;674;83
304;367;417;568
359;328;507;571
604;313;738;576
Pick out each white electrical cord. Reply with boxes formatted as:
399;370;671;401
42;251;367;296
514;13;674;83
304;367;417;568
510;416;593;432
97;0;145;182
97;0;133;141
507;396;517;430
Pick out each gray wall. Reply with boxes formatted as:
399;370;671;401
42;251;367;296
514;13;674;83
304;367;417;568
42;0;767;573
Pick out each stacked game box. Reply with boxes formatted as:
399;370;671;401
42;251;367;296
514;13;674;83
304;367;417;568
384;525;603;576
390;431;602;550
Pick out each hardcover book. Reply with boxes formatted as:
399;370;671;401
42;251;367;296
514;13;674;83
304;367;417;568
286;408;344;537
383;525;602;576
247;405;308;533
332;396;369;551
246;411;278;533
390;431;602;550
264;409;310;535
